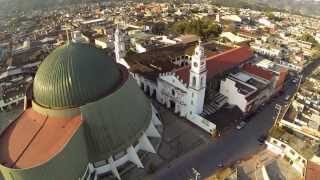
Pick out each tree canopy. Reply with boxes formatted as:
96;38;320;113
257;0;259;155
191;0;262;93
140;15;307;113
265;12;283;22
171;18;222;40
300;33;318;46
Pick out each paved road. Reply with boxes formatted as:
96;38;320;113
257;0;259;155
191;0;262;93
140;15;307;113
149;72;307;180
149;89;295;180
149;102;276;179
148;59;319;180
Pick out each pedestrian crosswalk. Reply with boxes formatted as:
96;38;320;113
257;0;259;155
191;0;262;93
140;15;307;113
201;93;227;117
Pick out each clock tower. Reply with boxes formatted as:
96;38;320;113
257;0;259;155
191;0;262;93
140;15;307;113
188;40;207;114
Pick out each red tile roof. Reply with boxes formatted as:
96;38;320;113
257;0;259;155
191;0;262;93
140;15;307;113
175;66;190;84
206;46;253;79
242;64;274;81
0;109;83;169
306;161;320;180
174;46;253;84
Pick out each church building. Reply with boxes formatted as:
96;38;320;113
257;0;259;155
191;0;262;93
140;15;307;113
114;26;254;133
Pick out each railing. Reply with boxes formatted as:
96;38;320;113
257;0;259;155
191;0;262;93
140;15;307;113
79;164;96;180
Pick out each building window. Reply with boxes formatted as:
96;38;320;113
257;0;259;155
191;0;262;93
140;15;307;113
273;140;278;144
156;113;160;119
290;150;295;155
191;100;193;105
281;144;286;149
192;93;194;97
172;89;175;96
190;111;192;115
93;160;107;168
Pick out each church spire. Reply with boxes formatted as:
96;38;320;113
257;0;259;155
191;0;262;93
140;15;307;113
114;24;126;64
191;38;206;74
188;38;207;114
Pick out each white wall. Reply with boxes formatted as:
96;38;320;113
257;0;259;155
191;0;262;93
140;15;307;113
220;78;247;112
157;73;189;116
95;39;107;49
266;137;306;176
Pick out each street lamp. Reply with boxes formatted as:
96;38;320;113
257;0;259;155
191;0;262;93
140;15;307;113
191;168;200;180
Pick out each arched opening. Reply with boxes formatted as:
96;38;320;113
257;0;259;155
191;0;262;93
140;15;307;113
171;89;175;97
169;100;175;112
192;76;196;87
200;77;204;87
140;82;145;91
145;86;150;96
152;89;157;99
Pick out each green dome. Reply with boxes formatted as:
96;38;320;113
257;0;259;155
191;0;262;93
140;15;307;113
33;43;121;108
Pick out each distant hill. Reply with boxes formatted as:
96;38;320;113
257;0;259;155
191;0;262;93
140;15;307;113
212;0;320;16
0;0;320;17
0;0;100;13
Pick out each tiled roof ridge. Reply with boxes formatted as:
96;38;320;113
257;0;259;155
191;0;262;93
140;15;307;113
242;63;274;81
206;46;250;61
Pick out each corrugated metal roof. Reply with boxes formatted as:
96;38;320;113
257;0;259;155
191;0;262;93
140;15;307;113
81;77;152;162
33;43;121;109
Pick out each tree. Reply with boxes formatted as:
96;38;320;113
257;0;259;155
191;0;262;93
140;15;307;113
265;11;283;22
151;22;167;35
171;18;222;40
300;33;318;45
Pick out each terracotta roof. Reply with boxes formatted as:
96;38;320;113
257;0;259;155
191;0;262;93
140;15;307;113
306;161;320;180
175;66;190;84
0;109;83;169
206;46;253;79
126;41;229;80
242;64;274;81
174;46;253;84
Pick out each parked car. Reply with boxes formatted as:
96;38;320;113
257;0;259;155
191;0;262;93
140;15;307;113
236;121;246;130
258;134;268;145
216;161;224;168
284;95;291;101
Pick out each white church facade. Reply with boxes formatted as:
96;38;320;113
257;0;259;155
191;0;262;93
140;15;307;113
113;26;254;134
133;40;208;117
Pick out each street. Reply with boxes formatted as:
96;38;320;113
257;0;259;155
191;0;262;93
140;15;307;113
148;59;316;180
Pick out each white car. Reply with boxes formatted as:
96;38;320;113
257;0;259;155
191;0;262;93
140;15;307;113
236;121;246;130
285;95;291;101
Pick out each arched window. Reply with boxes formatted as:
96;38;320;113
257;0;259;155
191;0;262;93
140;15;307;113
200;77;204;87
192;76;196;87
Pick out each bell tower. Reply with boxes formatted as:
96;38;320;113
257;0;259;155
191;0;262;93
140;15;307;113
114;25;126;64
188;40;207;115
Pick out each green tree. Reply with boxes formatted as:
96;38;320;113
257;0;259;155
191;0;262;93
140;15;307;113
265;11;283;21
300;33;318;45
151;22;167;35
171;18;222;40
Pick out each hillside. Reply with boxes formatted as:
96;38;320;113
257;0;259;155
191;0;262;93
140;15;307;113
0;0;320;17
212;0;320;16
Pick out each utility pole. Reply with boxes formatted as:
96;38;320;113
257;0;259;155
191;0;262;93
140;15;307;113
268;104;282;135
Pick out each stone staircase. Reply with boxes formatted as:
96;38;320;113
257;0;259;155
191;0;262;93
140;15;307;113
201;93;228;117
